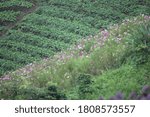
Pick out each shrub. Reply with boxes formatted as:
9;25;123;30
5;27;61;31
76;74;94;99
0;80;67;100
122;22;150;65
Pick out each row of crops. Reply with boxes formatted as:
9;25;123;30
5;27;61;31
0;0;150;76
0;0;34;35
0;0;33;9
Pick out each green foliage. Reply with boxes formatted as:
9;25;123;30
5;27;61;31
0;10;20;22
46;83;67;100
5;29;69;52
0;0;33;24
0;48;38;64
1;0;149;76
22;13;98;36
0;47;39;75
0;0;150;100
17;22;82;43
35;5;123;29
17;84;67;100
76;74;94;99
0;59;21;72
92;63;150;99
88;41;125;75
0;78;21;99
44;0;149;27
0;0;33;9
0;39;54;58
84;40;95;53
0;26;6;32
0;80;66;100
122;22;150;65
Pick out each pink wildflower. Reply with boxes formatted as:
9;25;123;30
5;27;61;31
144;16;150;20
101;29;109;39
2;75;11;81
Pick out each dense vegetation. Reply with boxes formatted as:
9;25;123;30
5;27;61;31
0;0;150;99
0;0;150;76
0;14;149;99
0;0;34;35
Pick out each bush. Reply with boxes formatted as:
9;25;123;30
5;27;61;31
76;74;94;99
18;84;67;100
122;22;150;65
0;80;67;100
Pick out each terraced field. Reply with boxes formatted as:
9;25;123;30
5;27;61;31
0;0;35;35
0;0;150;76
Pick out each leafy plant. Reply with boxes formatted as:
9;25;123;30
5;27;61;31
76;74;94;99
0;10;20;22
122;22;150;65
0;0;33;9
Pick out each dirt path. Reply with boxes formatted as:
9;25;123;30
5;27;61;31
0;3;38;37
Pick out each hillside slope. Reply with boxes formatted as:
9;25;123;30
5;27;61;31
0;0;150;76
0;15;149;99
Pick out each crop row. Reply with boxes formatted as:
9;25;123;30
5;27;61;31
45;0;150;27
48;0;80;6
0;47;38;76
22;13;98;36
97;0;150;15
47;0;127;20
17;22;82;43
36;6;93;27
5;29;70;52
0;48;38;64
0;39;54;58
0;58;22;71
0;26;6;31
0;10;20;22
35;5;119;28
48;0;150;16
0;0;33;9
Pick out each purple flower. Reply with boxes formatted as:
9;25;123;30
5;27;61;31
146;94;150;100
128;92;137;100
101;29;109;39
144;16;150;20
140;96;147;100
1;75;11;81
99;96;104;100
98;86;150;100
142;85;150;96
115;92;124;100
